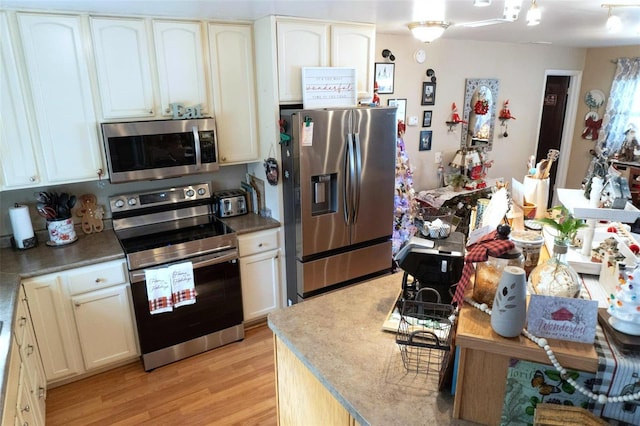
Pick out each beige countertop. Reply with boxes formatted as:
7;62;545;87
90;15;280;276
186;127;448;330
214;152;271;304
268;272;477;426
0;213;280;419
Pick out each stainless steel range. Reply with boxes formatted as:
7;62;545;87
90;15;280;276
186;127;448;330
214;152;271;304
110;183;243;371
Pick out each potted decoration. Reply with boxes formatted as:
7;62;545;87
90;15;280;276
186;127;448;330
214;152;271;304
527;206;587;298
447;173;469;192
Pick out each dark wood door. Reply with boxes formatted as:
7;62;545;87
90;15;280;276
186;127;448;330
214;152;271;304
536;76;570;206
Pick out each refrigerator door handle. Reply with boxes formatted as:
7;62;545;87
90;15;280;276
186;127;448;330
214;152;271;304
352;132;362;224
344;132;355;225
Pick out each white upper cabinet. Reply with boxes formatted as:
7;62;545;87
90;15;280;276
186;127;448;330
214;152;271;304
0;13;41;189
275;19;375;104
17;13;104;185
276;20;329;103
90;17;155;118
208;23;259;164
330;24;375;101
153;20;209;117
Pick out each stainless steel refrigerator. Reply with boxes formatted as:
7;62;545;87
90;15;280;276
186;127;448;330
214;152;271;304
280;107;397;303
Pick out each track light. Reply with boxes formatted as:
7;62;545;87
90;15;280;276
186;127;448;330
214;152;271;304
503;0;522;21
606;7;623;32
526;0;541;26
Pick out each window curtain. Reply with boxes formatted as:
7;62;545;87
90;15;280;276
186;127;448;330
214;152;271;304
597;57;640;154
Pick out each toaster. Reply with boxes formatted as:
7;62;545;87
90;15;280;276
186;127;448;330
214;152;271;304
213;189;248;217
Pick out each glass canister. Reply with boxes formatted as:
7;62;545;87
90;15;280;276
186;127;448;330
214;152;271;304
510;230;545;279
473;248;524;307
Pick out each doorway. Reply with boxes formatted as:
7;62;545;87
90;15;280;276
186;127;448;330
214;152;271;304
535;71;582;208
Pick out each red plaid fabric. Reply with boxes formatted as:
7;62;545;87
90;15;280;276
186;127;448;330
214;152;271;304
173;289;196;304
149;296;172;312
452;231;515;306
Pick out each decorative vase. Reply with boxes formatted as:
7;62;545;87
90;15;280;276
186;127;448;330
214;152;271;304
491;266;527;338
527;240;581;298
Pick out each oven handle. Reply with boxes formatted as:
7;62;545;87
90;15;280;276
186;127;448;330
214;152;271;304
129;249;238;284
193;126;202;170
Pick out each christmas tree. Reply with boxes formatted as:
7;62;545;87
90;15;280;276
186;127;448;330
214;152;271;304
392;122;419;255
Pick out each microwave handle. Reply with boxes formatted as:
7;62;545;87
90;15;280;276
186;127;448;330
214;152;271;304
193;126;201;169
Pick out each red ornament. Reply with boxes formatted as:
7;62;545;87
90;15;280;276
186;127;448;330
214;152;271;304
499;100;516;120
607;226;618;233
629;244;640;254
474;99;489;115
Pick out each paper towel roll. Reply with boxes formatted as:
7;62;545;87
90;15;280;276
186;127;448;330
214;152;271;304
9;204;35;249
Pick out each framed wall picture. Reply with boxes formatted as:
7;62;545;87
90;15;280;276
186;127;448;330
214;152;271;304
374;63;395;94
422;110;432;127
422;82;436;106
419;130;432;151
387;98;407;125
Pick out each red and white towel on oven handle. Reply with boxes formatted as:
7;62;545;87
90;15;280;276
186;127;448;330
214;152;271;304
170;261;196;308
145;268;174;314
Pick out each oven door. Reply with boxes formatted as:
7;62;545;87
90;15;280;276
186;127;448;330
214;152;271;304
129;249;242;356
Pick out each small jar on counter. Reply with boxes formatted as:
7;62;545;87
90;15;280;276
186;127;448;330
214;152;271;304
473;248;524;307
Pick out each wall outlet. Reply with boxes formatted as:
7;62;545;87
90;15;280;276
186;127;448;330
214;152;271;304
408;116;418;126
435;151;442;164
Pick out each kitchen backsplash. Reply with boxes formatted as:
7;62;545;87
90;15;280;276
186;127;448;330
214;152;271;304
0;165;249;237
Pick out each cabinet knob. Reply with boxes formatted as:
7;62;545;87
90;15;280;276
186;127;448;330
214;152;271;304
19;316;27;327
95;278;102;283
258;243;263;247
38;387;45;399
29;176;36;182
26;345;34;356
21;404;30;413
221;157;227;162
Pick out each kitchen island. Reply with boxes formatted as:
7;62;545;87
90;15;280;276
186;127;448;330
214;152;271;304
268;272;477;426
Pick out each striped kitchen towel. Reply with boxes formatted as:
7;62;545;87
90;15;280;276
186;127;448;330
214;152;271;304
170;261;196;308
145;267;173;314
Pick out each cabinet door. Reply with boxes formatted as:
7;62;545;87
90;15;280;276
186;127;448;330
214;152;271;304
0;13;41;189
208;23;259;164
1;340;21;426
330;24;375;101
240;249;280;321
153;20;209;117
71;283;138;370
276;20;329;103
91;17;155;118
22;277;83;382
17;13;104;185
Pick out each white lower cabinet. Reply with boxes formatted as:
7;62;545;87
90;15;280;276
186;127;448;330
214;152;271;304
70;283;138;370
238;229;281;321
22;259;139;386
2;286;47;426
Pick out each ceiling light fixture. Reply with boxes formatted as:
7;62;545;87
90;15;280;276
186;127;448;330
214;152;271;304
474;0;492;6
526;0;541;26
408;21;450;43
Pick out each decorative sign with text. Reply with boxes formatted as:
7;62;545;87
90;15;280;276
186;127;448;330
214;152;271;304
170;103;204;119
527;294;598;344
301;67;357;109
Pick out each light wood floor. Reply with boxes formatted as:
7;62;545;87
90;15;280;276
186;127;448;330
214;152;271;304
45;324;277;426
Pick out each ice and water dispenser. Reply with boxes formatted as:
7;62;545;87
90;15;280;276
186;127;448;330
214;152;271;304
311;173;337;215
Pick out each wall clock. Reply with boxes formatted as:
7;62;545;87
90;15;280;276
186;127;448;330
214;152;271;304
414;49;426;64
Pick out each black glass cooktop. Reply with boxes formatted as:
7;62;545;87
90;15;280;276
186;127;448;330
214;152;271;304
115;215;230;254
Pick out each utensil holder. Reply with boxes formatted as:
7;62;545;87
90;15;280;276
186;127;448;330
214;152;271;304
46;218;77;246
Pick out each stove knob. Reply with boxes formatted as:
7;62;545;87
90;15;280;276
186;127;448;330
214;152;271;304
186;189;195;198
114;199;125;208
197;187;207;196
128;197;137;206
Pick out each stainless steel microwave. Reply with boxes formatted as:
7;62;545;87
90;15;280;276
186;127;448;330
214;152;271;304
101;118;219;183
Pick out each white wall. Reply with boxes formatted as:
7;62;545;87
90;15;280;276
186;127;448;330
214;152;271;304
374;34;587;192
